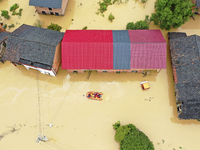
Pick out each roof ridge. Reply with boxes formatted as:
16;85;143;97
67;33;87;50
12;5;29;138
8;35;57;47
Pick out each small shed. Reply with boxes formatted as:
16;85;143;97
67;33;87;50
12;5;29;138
2;24;64;76
128;30;166;71
29;0;69;16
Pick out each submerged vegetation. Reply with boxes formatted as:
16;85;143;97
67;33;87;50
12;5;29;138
47;23;62;32
1;10;10;19
34;19;45;28
108;13;115;22
126;15;150;30
150;0;195;30
82;26;88;30
113;121;154;150
10;4;23;16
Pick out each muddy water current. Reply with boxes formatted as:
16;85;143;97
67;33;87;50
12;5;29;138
1;0;200;150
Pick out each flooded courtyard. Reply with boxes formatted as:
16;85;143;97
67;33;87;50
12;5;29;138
1;0;200;150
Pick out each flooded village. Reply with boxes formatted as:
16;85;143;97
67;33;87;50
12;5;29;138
1;0;200;150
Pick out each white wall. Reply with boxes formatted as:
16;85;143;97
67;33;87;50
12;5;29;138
23;64;56;76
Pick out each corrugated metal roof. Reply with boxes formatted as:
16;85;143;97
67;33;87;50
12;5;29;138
129;30;166;69
0;32;10;43
29;0;62;9
113;30;130;69
62;30;113;70
128;30;166;43
130;43;166;69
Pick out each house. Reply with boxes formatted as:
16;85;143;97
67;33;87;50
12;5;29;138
168;32;200;120
2;24;64;76
0;24;10;63
61;30;166;73
29;0;69;16
191;0;200;8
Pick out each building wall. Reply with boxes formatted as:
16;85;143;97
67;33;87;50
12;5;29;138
35;0;69;16
0;39;7;60
52;42;61;74
23;64;56;76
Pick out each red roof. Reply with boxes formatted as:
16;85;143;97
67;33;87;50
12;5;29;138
62;30;113;70
128;30;166;69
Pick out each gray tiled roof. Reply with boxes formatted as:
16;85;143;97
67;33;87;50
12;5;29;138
3;24;64;69
0;32;10;43
167;32;187;40
169;32;200;120
29;0;62;9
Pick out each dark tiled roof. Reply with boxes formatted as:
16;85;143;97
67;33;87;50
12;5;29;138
168;32;187;40
0;32;10;43
169;32;200;120
29;0;62;9
3;24;64;68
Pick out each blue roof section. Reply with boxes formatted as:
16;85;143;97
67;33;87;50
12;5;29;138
113;30;130;43
29;0;62;9
112;30;130;69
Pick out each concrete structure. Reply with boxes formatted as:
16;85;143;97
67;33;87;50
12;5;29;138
29;0;69;16
168;32;200;120
2;24;64;76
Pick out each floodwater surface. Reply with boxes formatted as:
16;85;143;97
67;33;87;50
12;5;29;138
1;0;200;150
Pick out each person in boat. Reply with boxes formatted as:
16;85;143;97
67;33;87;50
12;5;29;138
87;94;91;98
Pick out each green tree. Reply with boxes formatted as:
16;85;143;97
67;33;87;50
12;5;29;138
108;13;115;22
113;121;154;150
150;0;195;30
126;22;135;30
134;20;149;29
47;23;62;32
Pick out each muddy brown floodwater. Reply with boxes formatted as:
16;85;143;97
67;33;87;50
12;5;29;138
1;0;200;150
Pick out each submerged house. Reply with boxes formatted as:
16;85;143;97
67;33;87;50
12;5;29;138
29;0;69;16
0;24;10;63
2;24;64;76
168;32;200;120
61;30;166;73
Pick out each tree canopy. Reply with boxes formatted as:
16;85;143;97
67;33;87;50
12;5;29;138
150;0;195;30
113;122;154;150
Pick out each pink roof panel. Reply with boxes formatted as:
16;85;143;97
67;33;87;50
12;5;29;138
128;30;166;43
62;30;113;70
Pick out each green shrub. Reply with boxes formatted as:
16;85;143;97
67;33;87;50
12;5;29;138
8;24;15;29
108;13;115;22
126;15;149;30
10;3;19;11
150;0;195;30
114;123;154;150
141;0;148;3
113;121;121;130
134;20;149;29
126;22;135;30
82;26;87;30
3;24;7;30
47;23;62;32
113;0;129;4
98;0;112;13
1;10;10;19
12;8;23;16
34;19;44;28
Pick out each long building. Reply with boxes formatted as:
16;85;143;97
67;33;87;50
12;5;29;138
62;29;167;73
